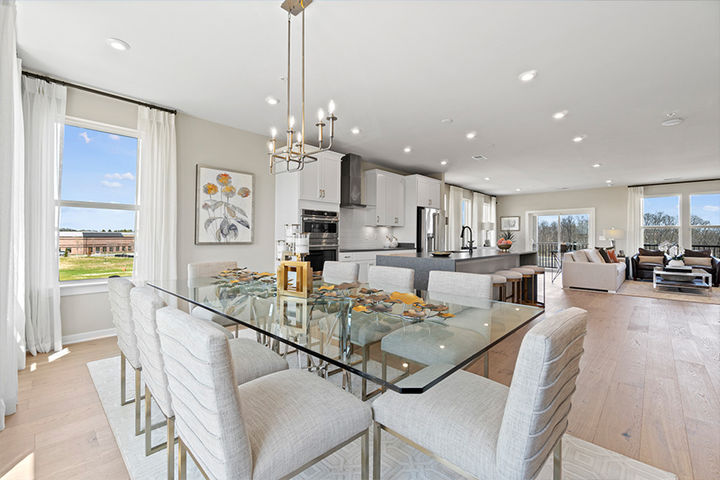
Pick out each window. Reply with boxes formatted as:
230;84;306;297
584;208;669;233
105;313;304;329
642;196;680;248
536;214;589;247
58;120;138;282
461;198;472;226
690;193;720;256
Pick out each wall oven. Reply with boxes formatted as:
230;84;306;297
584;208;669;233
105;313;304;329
301;209;338;271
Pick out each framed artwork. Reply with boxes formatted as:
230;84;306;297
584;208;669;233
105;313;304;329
499;216;520;231
195;165;254;244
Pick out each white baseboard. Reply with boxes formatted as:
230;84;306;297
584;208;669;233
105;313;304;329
62;328;116;345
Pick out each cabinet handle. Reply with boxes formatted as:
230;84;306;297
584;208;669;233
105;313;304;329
428;199;432;205
322;189;326;198
377;216;380;223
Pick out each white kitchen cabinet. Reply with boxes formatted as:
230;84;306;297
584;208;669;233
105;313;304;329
338;249;415;283
297;151;342;204
416;175;441;208
365;169;405;226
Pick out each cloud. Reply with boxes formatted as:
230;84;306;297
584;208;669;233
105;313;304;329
79;131;91;143
105;172;135;180
101;180;122;188
109;134;120;140
703;205;720;212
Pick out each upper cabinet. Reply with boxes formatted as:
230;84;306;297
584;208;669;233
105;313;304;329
298;151;342;204
415;175;442;208
365;169;405;226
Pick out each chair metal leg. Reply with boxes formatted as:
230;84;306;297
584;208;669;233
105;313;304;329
361;429;369;480
483;352;489;377
361;344;369;401
167;417;175;480
372;422;382;480
135;367;143;435
120;352;131;406
178;437;187;480
553;437;562;480
381;352;387;392
145;385;153;455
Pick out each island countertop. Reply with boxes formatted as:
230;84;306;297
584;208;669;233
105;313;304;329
399;247;536;262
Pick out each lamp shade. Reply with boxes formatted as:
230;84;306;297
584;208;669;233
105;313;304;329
603;228;624;239
481;222;495;230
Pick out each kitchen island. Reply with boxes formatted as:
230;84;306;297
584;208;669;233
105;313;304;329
376;247;538;291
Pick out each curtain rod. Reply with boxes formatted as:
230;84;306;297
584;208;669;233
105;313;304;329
22;70;177;115
628;178;720;188
445;182;495;198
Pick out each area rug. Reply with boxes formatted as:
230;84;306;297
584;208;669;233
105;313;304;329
617;279;720;305
88;352;677;479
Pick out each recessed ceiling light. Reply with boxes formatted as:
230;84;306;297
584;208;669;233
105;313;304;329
661;115;684;127
403;146;412;153
106;38;130;51
552;110;568;120
483;177;490;181
518;69;537;82
605;179;613;184
440;118;453;124
559;187;569;190
471;154;487;161
440;160;448;166
592;163;601;168
515;188;521;192
265;96;279;106
572;135;587;143
466;131;477;140
350;127;360;135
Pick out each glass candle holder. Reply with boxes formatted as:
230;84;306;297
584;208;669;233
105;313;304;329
295;232;310;256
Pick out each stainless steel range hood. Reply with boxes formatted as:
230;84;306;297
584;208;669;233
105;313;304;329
340;154;366;208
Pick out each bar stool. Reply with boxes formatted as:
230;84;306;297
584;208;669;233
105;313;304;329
491;274;507;301
493;270;522;303
523;265;546;306
510;267;536;304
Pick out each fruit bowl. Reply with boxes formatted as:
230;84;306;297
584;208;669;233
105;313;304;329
497;243;512;251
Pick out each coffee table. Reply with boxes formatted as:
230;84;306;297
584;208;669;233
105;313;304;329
653;267;712;296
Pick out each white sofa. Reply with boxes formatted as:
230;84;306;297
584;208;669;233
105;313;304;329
562;249;626;293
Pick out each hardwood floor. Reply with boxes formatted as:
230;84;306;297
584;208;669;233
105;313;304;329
1;280;718;479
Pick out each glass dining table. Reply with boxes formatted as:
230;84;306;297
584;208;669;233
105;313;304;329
148;272;544;396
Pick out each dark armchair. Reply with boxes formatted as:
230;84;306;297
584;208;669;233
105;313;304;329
631;248;668;281
682;248;720;287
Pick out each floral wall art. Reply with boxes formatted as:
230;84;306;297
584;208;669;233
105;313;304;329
195;165;254;244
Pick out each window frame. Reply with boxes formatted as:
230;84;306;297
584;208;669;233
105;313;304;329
59;116;140;295
689;191;720;253
640;194;681;249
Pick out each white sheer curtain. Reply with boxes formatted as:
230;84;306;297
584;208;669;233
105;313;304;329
134;106;177;286
22;76;65;355
0;0;26;428
446;186;464;250
626;186;644;257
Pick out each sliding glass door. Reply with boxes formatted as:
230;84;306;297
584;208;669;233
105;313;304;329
536;214;590;268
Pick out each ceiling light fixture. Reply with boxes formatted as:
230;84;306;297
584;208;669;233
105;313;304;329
466;131;477;140
605;179;613;184
268;0;337;174
518;69;537;82
440;118;453;124
440;160;448;166
471;154;487;161
552;110;568;120
265;96;279;105
661;112;684;127
592;163;601;168
572;135;586;143
403;146;412;153
515;188;521;192
484;177;490;181
350;127;360;135
106;38;130;51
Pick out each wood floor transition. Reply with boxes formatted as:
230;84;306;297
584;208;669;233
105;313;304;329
1;279;718;479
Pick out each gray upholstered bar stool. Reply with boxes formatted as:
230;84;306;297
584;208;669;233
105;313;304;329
491;274;507;302
511;267;536;304
493;270;522;303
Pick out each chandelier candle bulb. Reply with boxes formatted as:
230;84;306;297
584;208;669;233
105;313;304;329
328;100;336;114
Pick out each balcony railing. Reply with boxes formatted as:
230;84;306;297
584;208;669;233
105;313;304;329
643;244;720;257
535;242;588;269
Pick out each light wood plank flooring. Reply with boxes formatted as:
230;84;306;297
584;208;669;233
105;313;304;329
1;280;718;479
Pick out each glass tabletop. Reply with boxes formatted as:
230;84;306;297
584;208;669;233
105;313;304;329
148;275;544;394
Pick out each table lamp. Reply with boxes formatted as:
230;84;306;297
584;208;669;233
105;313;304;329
602;228;624;249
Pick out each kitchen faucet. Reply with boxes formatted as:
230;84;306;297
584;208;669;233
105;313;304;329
460;225;474;250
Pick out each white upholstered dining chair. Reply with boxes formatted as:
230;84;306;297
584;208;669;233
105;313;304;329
322;260;360;284
187;260;242;336
107;277;144;435
130;287;289;479
372;307;588;480
156;306;373;480
427;270;493;307
368;265;415;293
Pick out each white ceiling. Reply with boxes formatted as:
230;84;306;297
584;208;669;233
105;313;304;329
16;0;720;195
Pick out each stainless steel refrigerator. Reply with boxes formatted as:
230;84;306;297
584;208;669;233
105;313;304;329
417;207;442;254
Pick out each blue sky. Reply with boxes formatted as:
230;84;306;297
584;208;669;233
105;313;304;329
690;193;720;225
643;196;679;221
59;125;137;231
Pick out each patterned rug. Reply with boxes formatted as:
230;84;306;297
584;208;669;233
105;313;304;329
88;349;677;479
617;280;719;304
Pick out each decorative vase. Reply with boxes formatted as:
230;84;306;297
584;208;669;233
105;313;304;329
668;259;685;268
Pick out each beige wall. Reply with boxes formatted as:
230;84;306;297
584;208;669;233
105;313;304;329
61;88;275;341
496;186;628;251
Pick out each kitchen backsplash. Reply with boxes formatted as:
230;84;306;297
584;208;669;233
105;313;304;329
339;207;394;250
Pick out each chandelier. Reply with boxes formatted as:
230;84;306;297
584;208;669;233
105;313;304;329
268;0;337;175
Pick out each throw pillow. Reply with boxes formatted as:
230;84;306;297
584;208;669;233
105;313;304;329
607;249;619;263
639;247;664;256
585;249;605;263
683;257;712;267
595;247;611;263
638;255;664;264
572;251;589;262
683;248;711;258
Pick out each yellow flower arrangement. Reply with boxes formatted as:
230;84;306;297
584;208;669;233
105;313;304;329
203;183;218;195
238;187;251;198
216;173;232;185
222;185;236;197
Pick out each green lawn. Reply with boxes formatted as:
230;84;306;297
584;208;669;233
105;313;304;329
59;256;134;282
